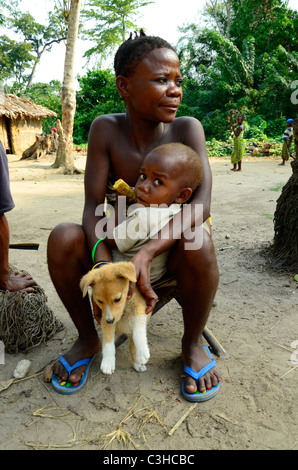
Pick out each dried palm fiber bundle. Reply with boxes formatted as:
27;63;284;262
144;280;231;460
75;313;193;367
0;266;63;353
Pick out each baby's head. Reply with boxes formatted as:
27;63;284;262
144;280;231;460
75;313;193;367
114;30;176;78
135;143;203;207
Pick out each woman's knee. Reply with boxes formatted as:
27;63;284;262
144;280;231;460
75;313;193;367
170;229;218;274
47;223;85;261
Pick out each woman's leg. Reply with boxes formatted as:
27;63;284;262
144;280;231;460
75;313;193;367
168;228;221;393
47;223;101;383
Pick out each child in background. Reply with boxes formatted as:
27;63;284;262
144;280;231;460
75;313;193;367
0;140;37;292
231;115;245;171
280;118;293;165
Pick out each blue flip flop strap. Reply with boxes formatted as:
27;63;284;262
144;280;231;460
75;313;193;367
184;346;216;381
58;355;93;375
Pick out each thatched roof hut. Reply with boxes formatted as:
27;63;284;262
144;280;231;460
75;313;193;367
0;94;57;154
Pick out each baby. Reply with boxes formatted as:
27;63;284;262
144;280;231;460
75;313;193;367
104;142;205;283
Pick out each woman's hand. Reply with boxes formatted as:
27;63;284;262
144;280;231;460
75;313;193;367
92;297;102;325
129;250;158;314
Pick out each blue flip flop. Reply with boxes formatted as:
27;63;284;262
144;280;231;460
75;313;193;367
182;345;220;402
52;355;94;394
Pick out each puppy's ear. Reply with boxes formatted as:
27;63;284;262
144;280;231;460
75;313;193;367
80;271;96;297
115;262;137;283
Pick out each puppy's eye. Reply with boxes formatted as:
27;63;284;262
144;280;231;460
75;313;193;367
96;299;103;304
114;296;121;303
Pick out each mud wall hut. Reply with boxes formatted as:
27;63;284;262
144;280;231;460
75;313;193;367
0;94;57;155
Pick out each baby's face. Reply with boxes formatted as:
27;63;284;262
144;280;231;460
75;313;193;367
135;150;187;207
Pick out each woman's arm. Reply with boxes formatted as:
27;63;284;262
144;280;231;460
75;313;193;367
83;115;114;263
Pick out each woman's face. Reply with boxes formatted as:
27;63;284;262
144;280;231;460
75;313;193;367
123;48;183;123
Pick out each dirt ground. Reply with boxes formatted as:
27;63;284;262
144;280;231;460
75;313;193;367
0;151;297;451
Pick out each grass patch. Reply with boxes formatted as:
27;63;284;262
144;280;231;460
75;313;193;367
269;182;285;192
261;212;274;219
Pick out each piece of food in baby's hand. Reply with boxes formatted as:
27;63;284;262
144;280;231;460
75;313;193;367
112;179;136;202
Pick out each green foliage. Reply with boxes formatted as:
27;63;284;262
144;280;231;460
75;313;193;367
244;115;267;140
74;69;125;144
0;35;34;85
266;117;288;139
230;0;298;56
176;0;297;141
81;0;152;65
3;0;295;148
205;139;232;157
0;4;68;89
20;80;62;133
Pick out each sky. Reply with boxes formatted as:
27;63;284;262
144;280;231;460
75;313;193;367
15;0;298;85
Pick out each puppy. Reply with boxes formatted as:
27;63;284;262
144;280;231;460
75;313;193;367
80;262;151;375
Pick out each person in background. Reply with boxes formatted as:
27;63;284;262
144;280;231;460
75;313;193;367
0;141;37;292
231;115;245;172
280;118;293;166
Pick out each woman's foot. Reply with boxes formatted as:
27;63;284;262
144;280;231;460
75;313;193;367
53;337;101;383
182;340;221;393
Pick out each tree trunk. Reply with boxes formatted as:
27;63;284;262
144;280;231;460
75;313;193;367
272;118;298;271
53;0;81;174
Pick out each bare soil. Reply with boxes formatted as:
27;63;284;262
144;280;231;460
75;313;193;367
0;152;297;451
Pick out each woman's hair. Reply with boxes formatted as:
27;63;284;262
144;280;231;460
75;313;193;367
114;29;176;77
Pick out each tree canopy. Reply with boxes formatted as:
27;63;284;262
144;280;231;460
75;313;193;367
81;0;152;65
1;0;297;144
176;0;298;139
0;0;68;91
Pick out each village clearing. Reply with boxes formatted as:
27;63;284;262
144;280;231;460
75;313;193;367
0;152;297;451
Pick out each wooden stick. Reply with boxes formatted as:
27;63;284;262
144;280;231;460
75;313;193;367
279;364;298;379
9;243;39;250
168;403;197;436
203;326;229;358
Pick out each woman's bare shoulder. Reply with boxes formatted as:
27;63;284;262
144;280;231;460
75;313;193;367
90;113;126;133
173;115;203;130
170;116;205;142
